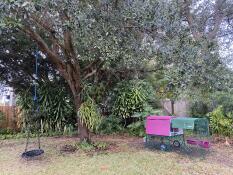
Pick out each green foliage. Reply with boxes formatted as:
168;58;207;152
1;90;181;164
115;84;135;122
0;111;5;124
127;121;145;137
212;92;233;117
209;106;233;137
78;98;102;131
39;83;74;127
0;128;15;135
189;100;210;117
17;82;76;134
75;140;109;152
127;105;164;137
1;0;232;141
75;140;95;152
97;115;124;135
93;141;109;151
112;80;153;119
0;131;75;140
81;83;106;104
16;89;33;111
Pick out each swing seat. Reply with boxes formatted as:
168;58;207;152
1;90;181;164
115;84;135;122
21;149;44;158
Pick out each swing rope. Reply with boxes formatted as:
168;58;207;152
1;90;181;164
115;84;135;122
22;51;43;157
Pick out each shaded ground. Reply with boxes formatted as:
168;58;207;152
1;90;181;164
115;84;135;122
0;135;233;175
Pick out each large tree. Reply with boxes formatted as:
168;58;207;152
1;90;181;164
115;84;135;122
0;0;152;140
1;0;233;138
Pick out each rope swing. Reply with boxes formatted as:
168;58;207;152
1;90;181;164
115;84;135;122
21;51;44;159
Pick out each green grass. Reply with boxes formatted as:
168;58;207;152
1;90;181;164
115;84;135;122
0;136;233;175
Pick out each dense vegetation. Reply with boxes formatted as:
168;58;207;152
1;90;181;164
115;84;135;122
0;0;233;140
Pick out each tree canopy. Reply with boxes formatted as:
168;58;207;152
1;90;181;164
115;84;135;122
0;0;233;140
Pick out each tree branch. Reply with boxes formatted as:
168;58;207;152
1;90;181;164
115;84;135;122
59;10;77;61
82;60;105;80
29;13;66;52
183;0;202;40
207;0;225;39
20;26;67;77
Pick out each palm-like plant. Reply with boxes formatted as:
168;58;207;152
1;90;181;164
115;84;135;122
17;82;75;134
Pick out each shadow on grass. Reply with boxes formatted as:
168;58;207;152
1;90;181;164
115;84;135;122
129;140;210;160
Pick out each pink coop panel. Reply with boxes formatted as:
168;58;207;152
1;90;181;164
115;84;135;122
146;116;174;136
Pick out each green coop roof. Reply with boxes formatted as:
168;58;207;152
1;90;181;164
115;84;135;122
171;117;208;130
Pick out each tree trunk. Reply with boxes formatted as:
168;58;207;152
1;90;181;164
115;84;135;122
22;21;91;141
171;99;175;115
74;95;90;142
67;65;90;142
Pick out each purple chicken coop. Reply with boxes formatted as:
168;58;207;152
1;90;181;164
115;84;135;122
144;115;210;152
146;116;183;136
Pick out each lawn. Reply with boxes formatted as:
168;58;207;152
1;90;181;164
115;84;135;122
0;135;233;175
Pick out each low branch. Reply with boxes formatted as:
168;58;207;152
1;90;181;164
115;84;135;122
82;69;97;80
30;13;66;52
82;60;105;80
83;59;101;72
20;26;67;78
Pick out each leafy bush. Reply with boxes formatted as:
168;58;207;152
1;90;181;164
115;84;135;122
127;121;145;137
0;111;5;127
127;105;164;137
78;98;102;131
0;111;5;123
75;140;109;152
212;92;233;117
75;140;95;152
209;106;233;137
189;100;210;117
112;80;154;119
97;115;124;134
81;83;106;104
17;82;76;134
93;141;109;151
0;128;16;135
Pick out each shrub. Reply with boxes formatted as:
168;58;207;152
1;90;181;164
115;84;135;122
17;82;76;134
112;80;154;119
0;111;5;123
75;140;95;152
212;92;233;117
189;100;210;117
97;115;124;134
209;106;233;137
93;141;109;151
127;105;164;137
0;128;16;135
78;98;102;131
75;140;109;152
0;111;5;128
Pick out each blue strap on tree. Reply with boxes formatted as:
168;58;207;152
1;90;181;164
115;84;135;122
34;51;40;112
